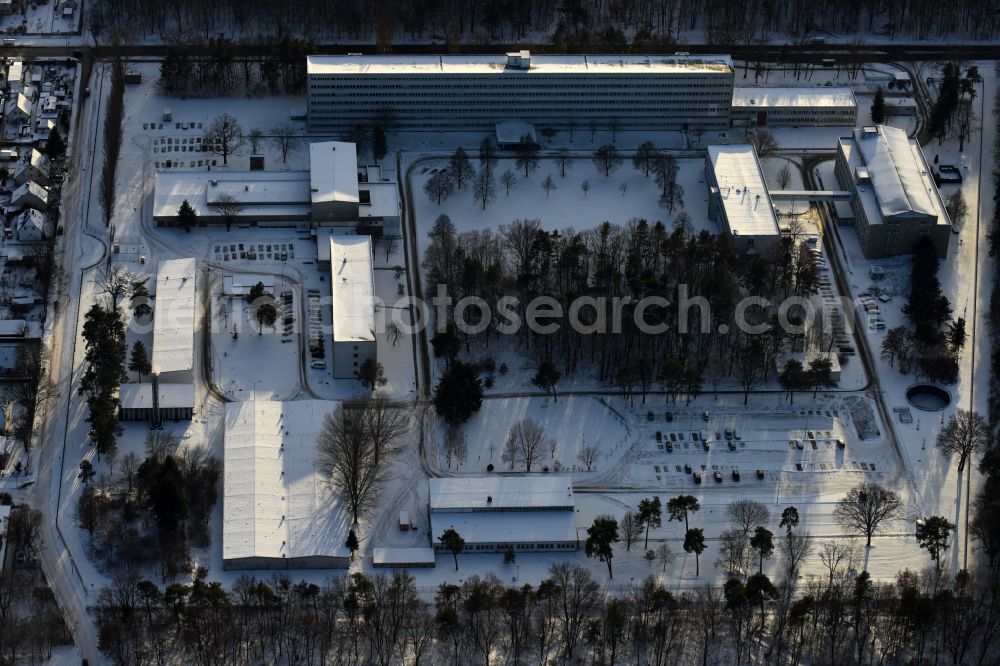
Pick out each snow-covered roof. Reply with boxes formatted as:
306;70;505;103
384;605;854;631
151;258;196;377
6;92;31;116
841;125;946;223
430;509;579;545
429;476;574;512
223;399;350;563
329;235;375;343
6;61;21;83
372;547;436;566
0;319;28;337
706;144;780;237
732;87;857;108
119;382;195;409
359;181;399;220
11;182;47;206
307;54;734;76
153;171;311;220
309;141;360;207
14;208;44;232
223;274;275;297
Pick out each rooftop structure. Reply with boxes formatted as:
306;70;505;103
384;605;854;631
372;547;436;568
429;476;578;553
151;258;197;382
223;399;350;570
309;141;359;219
732;87;857;109
307;52;735;132
835;125;951;258
705;144;780;255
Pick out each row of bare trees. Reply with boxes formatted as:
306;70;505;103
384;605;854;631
90;560;1000;666
91;0;1000;43
99;59;125;227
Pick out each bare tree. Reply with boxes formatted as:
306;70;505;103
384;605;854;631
834;483;902;548
577;444;599;471
248;127;263;153
500;169;517;195
215;193;244;231
380;236;399;262
818;540;861;588
541;174;557;196
748;128;779;157
717;528;751;576
8;344;54;430
620;511;642;551
937;409;989;473
270;124;299;163
120;450;140;496
144;430;179;463
316;395;409;523
727;499;770;535
97;265;132;310
778;531;814;583
777;164;792;189
204;113;244;165
503;418;549;472
443;425;467;469
655;543;674;573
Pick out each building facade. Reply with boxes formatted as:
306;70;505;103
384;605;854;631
307;52;735;132
835;125;951;259
731;87;857;127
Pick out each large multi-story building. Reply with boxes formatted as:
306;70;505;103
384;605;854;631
307;51;735;132
835;125;951;259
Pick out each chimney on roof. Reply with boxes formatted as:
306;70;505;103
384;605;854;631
506;50;531;70
486;495;493;503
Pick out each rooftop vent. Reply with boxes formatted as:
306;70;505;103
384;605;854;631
486;495;493;503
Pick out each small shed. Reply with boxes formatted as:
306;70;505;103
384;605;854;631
372;548;436;568
399;510;411;531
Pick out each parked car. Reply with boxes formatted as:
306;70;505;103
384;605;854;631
693;472;702;484
713;471;723;482
666;411;674;422
702;410;710;421
725;428;734;440
732;469;740;481
756;469;765;479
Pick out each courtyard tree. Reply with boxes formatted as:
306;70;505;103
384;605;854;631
871;86;886;123
779;506;800;535
748;128;779;157
684;528;707;576
632;141;660;176
215;193;244;231
503;418;550;472
433;360;484;425
946;189;968;229
592;144;623;177
448;147;474;188
667;494;700;531
916;515;955;572
129;340;151;381
373;125;389;162
937;409;989;474
439;528;465;570
424;170;455;204
346;529;360;559
577;444;599;471
252;297;277;334
514;137;539;177
880;326;914;369
270;123;300;163
555;148;572;177
316;395;408;523
358;358;386;390
532;359;560;401
541;174;557;196
834;482;903;548
248;127;263;153
807;356;837;397
750;527;774;572
176;199;197;233
777;164;792;189
585;515;620;578
78;459;96;484
620;511;642;551
472;168;496;209
204;113;244;165
728;499;770;535
655;543;674;573
581;179;591;196
637;496;662;550
500;169;517;195
130;279;152;318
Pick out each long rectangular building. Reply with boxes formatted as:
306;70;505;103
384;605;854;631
329;235;377;379
151;258;197;383
706;144;781;256
307;51;735;132
429;476;579;553
732;87;858;127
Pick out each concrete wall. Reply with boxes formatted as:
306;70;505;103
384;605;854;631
333;339;376;380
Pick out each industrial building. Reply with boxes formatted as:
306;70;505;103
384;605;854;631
151;258;197;383
705;144;781;256
329;235;377;379
152;141;400;235
731;87;858;127
222;399;351;570
118;381;195;422
835;125;951;259
307;51;735;132
428;476;579;553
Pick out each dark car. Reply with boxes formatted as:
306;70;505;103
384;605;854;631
713;471;723;482
693;472;702;484
732;469;740;481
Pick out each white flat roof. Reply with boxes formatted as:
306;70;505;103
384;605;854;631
310;141;359;206
430;509;579;545
847;125;938;219
223;399;350;563
707;144;780;237
119;382;195;409
429;476;574;511
153;171;311;220
329;235;375;343
359;181;400;219
307;54;733;76
152;258;196;376
372;547;436;565
732;87;857;108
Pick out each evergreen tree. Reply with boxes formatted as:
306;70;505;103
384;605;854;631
433;360;484;426
346;529;360;559
129;340;151;381
439;528;465;570
585;515;620;578
176;199;197;233
871;86;886;123
532;360;561;401
45;126;66;159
